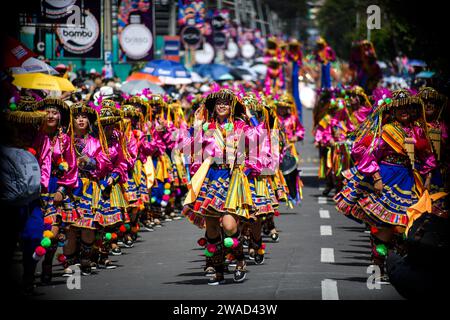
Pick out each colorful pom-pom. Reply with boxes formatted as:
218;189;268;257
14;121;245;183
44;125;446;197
162;194;170;201
385;98;392;104
161;200;168;207
111;233;118;240
223;237;234;248
204;248;214;257
232;238;239;249
9;103;17;111
35;246;46;257
274;210;280;217
104;233;112;241
164;183;171;189
206;244;217;253
125;224;131;231
370;226;379;234
202;123;209;132
197;237;207;247
41;237;52;248
58;160;69;172
257;249;265;255
43;230;54;239
27;148;37;156
57;254;66;263
164;189;171;196
261;243;266;250
376;244;388;256
151;196;157;203
44;217;53;225
119;225;127;233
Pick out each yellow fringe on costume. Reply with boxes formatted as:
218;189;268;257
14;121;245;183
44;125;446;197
183;156;213;205
144;155;155;189
224;167;253;219
155;153;172;182
382;123;406;155
110;184;128;209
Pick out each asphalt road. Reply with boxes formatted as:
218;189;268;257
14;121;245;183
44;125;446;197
13;107;404;300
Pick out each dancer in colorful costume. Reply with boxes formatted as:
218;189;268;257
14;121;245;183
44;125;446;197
334;89;437;280
181;89;265;285
33;98;78;283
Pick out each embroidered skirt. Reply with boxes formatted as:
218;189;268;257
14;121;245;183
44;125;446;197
41;176;78;226
72;177;101;229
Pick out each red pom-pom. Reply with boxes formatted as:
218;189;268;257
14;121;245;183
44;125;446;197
44;217;53;225
119;225;127;233
133;130;140;138
370;226;379;234
206;244;217;253
162;194;170;202
57;254;66;263
111;233;118;240
274;210;280;217
35;246;46;257
197;237;207;247
208;122;216;130
261;243;266;250
232;238;239;248
27;147;37;156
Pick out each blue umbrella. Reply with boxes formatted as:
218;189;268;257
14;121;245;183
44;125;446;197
193;63;233;81
142;59;191;79
408;59;427;67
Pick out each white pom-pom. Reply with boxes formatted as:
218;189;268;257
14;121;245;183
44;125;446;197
161;200;168;207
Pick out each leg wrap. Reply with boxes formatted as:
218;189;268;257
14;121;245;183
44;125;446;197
224;231;245;262
206;235;224;274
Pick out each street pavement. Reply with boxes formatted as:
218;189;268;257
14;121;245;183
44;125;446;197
16;107;403;300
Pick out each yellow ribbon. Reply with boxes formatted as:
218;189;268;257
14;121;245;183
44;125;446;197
405;190;447;236
144;156;155;189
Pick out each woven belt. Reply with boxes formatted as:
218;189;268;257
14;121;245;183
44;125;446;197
382;154;411;166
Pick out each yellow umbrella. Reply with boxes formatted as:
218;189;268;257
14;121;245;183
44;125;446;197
12;73;76;92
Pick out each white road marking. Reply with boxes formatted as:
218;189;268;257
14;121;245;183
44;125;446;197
318;196;328;204
319;209;330;219
320;225;332;236
321;279;339;300
321;248;335;263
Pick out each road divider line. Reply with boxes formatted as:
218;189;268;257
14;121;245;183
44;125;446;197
320;225;332;236
318;196;328;204
319;209;330;219
321;248;335;263
321;279;339;300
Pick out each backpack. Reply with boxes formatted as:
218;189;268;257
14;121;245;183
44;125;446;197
0;146;41;206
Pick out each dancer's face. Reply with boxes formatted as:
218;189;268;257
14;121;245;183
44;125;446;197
45;107;61;129
214;98;231;118
74;113;90;132
394;106;410;124
425;102;437;119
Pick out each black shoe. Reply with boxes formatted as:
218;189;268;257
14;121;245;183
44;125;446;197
233;268;246;283
254;254;265;265
271;233;279;242
98;259;117;269
123;240;134;248
80;265;92;276
208;273;225;285
204;266;215;277
111;247;122;256
322;186;333;196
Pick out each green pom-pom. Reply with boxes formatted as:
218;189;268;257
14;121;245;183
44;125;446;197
151;196;157;203
385;98;392;104
344;95;349;100
164;189;171;195
341;89;346;95
378;100;383;106
125;224;131;231
224;123;234;132
104;233;112;241
376;244;388;256
204;248;214;257
41;237;52;248
330;99;336;106
203;123;209;132
9;103;17;111
224;237;234;248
